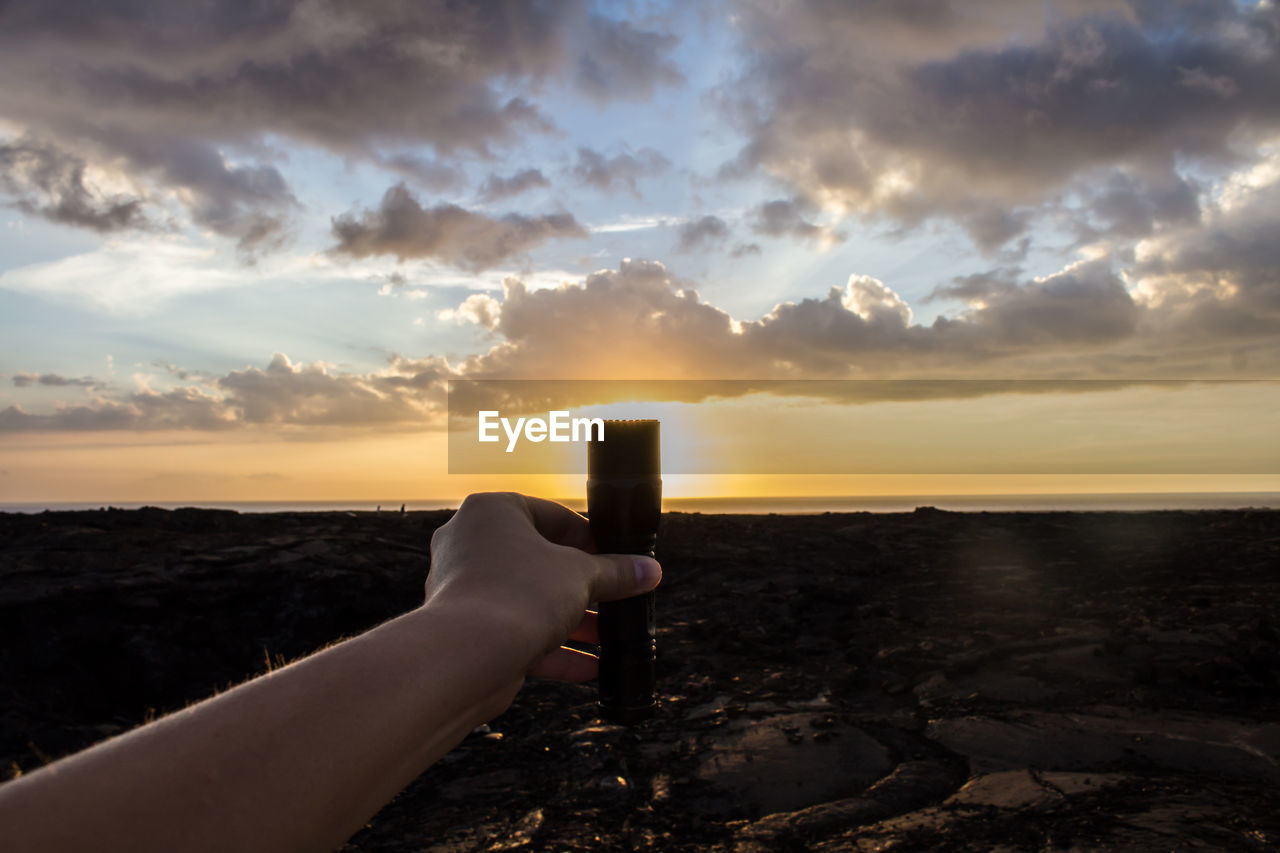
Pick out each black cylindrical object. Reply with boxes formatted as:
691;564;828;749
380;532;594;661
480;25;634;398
588;419;661;725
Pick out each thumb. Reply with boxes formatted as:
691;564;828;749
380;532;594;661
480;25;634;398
590;553;662;603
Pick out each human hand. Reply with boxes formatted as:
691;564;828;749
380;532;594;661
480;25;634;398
425;492;662;683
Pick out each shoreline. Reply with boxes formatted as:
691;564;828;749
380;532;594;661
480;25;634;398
3;489;1279;515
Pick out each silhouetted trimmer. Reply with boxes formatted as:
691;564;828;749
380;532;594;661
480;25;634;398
588;419;661;725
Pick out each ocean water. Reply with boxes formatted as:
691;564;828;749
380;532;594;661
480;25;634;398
2;493;1278;515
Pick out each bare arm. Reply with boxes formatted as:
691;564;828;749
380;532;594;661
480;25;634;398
0;493;661;853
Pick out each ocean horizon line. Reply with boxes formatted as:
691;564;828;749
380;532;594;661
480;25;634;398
2;491;1278;515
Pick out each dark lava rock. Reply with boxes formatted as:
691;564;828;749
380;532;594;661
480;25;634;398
2;507;1280;851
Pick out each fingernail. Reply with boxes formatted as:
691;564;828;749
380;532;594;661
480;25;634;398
633;556;661;588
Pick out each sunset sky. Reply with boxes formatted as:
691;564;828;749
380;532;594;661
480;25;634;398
2;1;1279;505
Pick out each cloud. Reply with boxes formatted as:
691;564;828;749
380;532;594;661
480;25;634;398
373;271;412;296
380;154;468;194
927;267;1022;304
674;215;730;253
438;293;503;329
589;215;670;234
571;146;671;196
434;257;1147;382
0;137;148;232
749;199;846;247
0;2;682;245
721;0;1280;250
1074;168;1202;242
476;168;551;203
9;235;1280;432
215;352;446;427
1130;167;1280;338
0;238;248;314
0;388;233;432
439;245;1278;385
0;352;452;432
575;13;684;101
136;137;296;251
956;260;1139;348
450;260;749;379
330;183;588;270
12;372;104;390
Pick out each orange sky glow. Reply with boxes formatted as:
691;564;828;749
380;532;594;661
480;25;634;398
4;383;1277;505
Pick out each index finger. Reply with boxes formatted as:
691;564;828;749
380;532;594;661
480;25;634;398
518;494;598;554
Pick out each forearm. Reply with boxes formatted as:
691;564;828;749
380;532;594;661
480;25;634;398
0;601;528;853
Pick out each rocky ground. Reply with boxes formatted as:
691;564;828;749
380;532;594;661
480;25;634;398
2;506;1279;851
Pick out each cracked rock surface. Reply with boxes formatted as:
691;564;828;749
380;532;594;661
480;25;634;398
2;506;1279;850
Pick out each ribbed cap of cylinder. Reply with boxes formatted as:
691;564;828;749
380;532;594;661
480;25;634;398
588;419;660;479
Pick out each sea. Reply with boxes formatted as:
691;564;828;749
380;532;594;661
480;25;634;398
2;493;1278;514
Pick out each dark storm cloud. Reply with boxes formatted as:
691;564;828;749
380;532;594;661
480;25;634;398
476;168;552;203
0;137;147;232
571;146;672;196
330;183;588;270
0;1;682;245
723;0;1280;250
674;215;730;253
